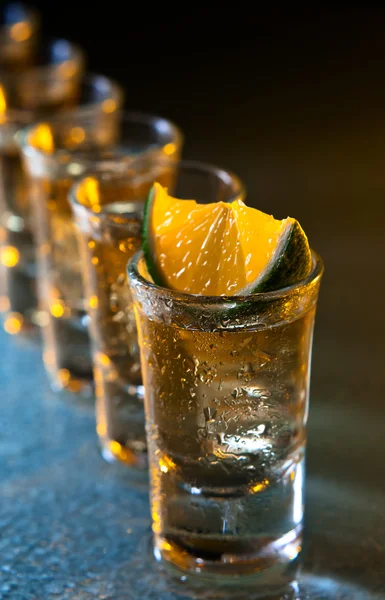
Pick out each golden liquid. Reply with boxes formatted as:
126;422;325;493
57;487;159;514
75;166;177;461
136;307;315;575
0;15;38;74
0;151;37;331
32;174;92;389
78;206;144;461
0;79;82;334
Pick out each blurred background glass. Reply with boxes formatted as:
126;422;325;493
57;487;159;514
19;75;124;394
70;151;182;467
0;36;85;336
0;3;39;73
1;3;385;597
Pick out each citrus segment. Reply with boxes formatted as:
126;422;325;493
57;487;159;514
143;182;312;295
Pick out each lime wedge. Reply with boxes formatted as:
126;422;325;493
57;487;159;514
143;182;312;295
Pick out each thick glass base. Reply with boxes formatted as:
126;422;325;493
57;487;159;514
48;373;94;397
96;376;147;469
154;527;301;595
100;438;148;469
47;365;94;398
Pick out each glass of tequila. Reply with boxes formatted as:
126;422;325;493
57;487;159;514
0;38;84;335
127;165;323;593
19;110;183;398
70;148;182;467
18;74;123;393
0;3;39;73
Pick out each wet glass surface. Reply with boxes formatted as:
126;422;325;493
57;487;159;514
2;8;385;594
1;326;385;599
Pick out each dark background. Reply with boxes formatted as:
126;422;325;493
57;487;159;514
14;2;385;592
33;0;385;520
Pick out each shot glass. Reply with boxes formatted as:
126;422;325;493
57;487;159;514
70;146;182;467
0;3;39;73
0;38;84;335
18;75;123;393
127;166;323;593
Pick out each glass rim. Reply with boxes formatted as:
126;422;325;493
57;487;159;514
127;248;324;304
69;158;245;218
19;109;184;160
1;36;84;76
14;72;125;147
0;37;85;122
